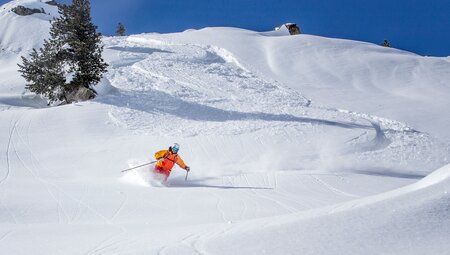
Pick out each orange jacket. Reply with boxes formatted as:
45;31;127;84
154;150;187;172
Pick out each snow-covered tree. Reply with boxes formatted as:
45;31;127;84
18;0;108;105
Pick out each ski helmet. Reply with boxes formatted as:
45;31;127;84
170;143;180;153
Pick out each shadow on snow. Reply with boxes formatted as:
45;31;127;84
168;178;272;190
97;89;373;130
107;46;173;55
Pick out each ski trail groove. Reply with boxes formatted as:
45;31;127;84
12;132;72;223
16;126;127;229
243;174;298;214
85;234;120;255
210;190;228;222
110;191;128;221
271;173;315;210
12;115;72;224
311;174;360;198
1;115;19;187
0;201;19;224
71;183;88;223
0;230;13;243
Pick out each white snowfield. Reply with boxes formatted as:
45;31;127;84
0;1;449;254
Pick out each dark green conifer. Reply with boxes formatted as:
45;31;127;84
18;0;108;105
116;22;125;36
18;40;67;104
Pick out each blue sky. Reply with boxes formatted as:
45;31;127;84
3;0;450;56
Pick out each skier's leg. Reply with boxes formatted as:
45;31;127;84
152;166;171;184
162;171;170;183
152;166;165;181
153;165;161;174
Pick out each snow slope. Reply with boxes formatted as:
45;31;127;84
203;164;450;255
1;1;450;254
151;27;450;139
0;0;58;51
0;0;58;103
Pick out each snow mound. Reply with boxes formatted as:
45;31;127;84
94;77;117;96
202;164;450;255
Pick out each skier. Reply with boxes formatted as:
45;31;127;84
153;143;190;182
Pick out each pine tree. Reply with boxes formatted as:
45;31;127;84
116;22;125;36
53;0;108;96
18;40;67;103
18;0;108;105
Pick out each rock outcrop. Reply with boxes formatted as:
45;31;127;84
65;87;97;103
11;6;45;16
275;23;301;35
284;23;301;35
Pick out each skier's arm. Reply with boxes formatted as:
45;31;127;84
175;156;187;170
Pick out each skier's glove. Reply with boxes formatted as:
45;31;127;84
185;166;190;172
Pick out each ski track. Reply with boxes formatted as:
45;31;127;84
242;174;298;214
0;200;18;224
6;112;129;244
0;230;13;244
12;118;72;224
210;190;228;222
14;113;130;229
1;113;20;187
110;190;128;222
85;234;121;255
271;173;315;210
311;174;360;198
11;112;71;223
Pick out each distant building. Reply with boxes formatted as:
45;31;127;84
275;23;301;35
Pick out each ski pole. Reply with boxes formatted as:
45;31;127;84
185;171;189;181
121;161;157;173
